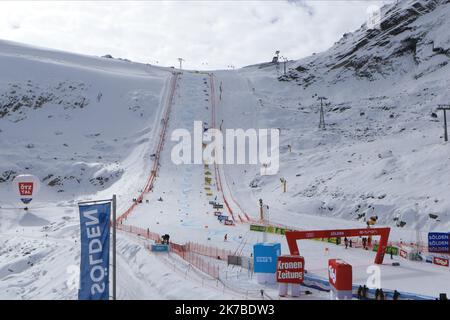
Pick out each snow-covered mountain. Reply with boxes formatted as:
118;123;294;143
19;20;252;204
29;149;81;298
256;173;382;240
222;0;450;231
1;0;450;300
0;39;171;204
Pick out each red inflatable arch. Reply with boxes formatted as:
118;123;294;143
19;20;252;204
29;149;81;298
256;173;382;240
285;227;391;265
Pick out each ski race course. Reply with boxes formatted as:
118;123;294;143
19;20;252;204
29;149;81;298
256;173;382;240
113;70;449;300
0;55;449;299
2;0;450;300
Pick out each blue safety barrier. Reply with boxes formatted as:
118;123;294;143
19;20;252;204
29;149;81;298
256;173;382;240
302;273;435;300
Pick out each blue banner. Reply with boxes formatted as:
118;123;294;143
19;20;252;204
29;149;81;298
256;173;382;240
428;232;450;253
253;243;281;273
78;202;111;300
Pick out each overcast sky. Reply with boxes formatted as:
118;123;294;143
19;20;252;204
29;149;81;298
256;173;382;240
0;0;391;70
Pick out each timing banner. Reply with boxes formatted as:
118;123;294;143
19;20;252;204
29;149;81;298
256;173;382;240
78;202;111;300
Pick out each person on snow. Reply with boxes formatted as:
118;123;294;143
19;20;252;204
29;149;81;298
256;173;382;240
375;288;380;300
378;289;385;300
224;234;228;241
362;285;368;299
362;237;367;249
161;234;170;244
344;237;349;249
349;239;353;248
357;286;363;299
393;290;400;300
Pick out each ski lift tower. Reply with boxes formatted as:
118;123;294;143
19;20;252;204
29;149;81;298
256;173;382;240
281;56;288;76
315;95;328;130
177;57;185;70
438;104;450;142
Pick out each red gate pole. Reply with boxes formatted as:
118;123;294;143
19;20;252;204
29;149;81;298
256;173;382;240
375;228;390;264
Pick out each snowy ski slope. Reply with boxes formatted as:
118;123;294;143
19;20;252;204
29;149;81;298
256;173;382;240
1;0;450;299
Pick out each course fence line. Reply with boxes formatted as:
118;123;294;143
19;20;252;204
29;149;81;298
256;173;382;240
118;223;229;280
117;223;161;243
209;73;240;223
117;72;179;223
187;241;232;261
207;73;447;264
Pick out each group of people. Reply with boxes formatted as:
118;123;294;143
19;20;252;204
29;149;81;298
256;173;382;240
362;236;372;250
161;234;170;245
357;285;401;300
343;237;353;249
342;236;372;250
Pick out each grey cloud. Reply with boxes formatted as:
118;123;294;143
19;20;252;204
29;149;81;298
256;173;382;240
0;1;386;70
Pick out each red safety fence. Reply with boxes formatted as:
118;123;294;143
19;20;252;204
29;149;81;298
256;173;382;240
117;72;179;223
219;158;252;223
117;223;161;243
209;74;239;223
170;242;188;255
181;252;220;279
187;241;232;261
118;223;226;279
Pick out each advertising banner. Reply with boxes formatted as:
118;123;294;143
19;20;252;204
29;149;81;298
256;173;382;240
250;224;287;235
13;174;41;204
399;249;408;259
328;259;352;291
276;255;304;284
432;256;449;267
428;232;450;253
78;202;111;300
372;244;399;255
250;224;267;232
254;243;281;273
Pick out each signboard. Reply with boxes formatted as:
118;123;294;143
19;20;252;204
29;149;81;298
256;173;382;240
328;259;352;291
428;232;450;253
151;244;169;252
433;256;449;267
266;226;287;235
327;237;339;244
274;227;287;235
250;224;267;232
372;244;399;255
254;243;281;273
19;182;34;196
13;174;41;204
250;224;288;235
276;255;304;284
399;249;408;259
78;202;111;300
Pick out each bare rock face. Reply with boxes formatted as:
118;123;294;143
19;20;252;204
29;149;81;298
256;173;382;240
0;81;89;121
280;0;450;86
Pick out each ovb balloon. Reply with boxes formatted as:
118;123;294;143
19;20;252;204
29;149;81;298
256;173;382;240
13;174;41;204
